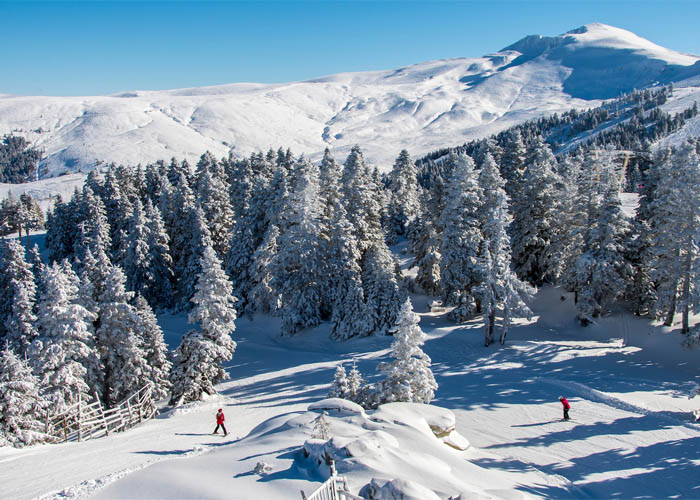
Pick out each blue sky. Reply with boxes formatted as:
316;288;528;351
2;1;699;96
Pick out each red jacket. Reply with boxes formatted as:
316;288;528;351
216;411;225;424
560;398;570;409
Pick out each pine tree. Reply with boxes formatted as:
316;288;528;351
45;195;75;264
123;199;174;310
327;201;372;340
161;172;196;306
27;243;45;297
500;129;527;200
275;159;324;335
101;168;133;266
328;364;349;399
247;223;281;316
196;165;234;259
0;346;49;447
96;267;150;408
573;175;632;325
170;246;237;405
414;220;442;296
176;205;213;309
144;161;167;205
33;261;96;413
386;150;420;243
347;362;364;403
361;242;405;336
341;146;385;252
311;411;331;440
510;140;564;286
123;199;151;300
440;154;483;321
561;150;605;302
649;140;700;332
628;150;664;316
226;173;273;312
475;154;534;346
1;238;38;356
133;295;172;400
143;200;175;309
74;186;112;267
376;299;437;405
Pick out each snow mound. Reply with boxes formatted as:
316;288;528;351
308;398;366;416
371;402;457;436
298;402;483;498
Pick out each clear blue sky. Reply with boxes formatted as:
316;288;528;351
2;0;699;96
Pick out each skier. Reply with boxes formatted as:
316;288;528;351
213;408;228;436
559;396;570;420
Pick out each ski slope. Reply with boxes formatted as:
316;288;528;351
1;23;698;178
2;284;698;500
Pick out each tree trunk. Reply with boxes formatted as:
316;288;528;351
681;233;693;334
24;225;30;248
664;289;677;327
103;366;112;409
484;308;495;346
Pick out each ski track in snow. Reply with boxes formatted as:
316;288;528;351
536;377;700;430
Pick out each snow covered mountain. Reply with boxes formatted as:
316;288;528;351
1;23;699;177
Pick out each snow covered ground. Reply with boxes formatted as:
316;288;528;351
2;285;699;500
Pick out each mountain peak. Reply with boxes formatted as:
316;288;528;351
505;23;697;67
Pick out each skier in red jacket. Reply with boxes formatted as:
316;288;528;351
559;396;570;420
214;408;228;436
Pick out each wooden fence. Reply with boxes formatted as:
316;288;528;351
300;461;363;500
44;384;157;443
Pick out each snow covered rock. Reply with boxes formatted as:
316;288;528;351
359;477;442;500
371;402;469;451
253;462;272;474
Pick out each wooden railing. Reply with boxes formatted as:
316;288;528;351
300;461;363;500
44;384;157;443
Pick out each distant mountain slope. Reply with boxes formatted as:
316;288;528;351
0;23;698;177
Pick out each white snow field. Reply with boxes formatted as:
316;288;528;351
1;286;699;500
1;23;699;179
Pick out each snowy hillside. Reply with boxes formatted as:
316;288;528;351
2;288;699;500
1;23;698;178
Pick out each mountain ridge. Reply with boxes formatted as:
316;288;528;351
0;23;698;178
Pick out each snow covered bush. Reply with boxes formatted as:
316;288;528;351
328;365;349;399
328;361;365;404
312;411;331;440
689;384;700;421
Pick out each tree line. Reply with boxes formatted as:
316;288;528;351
2;114;699;447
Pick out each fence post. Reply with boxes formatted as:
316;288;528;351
95;391;109;436
77;392;82;442
126;399;134;426
62;415;68;443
